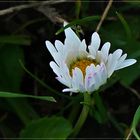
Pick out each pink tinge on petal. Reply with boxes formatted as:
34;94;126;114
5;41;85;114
85;64;96;91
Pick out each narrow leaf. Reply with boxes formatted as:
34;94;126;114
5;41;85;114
132;106;140;139
0;91;56;102
116;12;132;39
55;15;100;35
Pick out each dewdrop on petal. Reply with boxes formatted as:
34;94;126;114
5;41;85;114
45;22;136;93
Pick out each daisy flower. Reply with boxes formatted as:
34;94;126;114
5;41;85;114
45;22;136;93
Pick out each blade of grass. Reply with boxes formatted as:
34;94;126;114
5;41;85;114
116;12;132;39
0;91;56;102
55;15;100;35
132;106;140;139
0;91;56;125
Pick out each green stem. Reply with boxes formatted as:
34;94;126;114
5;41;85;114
71;92;91;137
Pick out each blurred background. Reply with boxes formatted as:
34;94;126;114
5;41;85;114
0;0;140;139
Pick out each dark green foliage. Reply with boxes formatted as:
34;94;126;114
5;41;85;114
20;116;72;139
0;1;139;139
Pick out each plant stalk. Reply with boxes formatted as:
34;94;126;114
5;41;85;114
71;92;91;137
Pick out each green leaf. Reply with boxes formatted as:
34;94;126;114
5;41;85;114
0;35;31;45
116;12;132;39
0;44;40;125
55;15;100;35
132;106;140;139
0;45;24;91
20;116;72;139
0;91;56;102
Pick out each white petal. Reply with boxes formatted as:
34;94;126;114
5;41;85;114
93;65;102;90
61;63;72;87
50;61;61;77
51;52;62;66
54;62;71;88
62;88;78;93
106;54;112;77
99;63;108;85
101;42;110;63
86;63;107;92
74;68;84;84
88;45;96;59
64;23;81;50
71;69;79;89
107;49;123;77
96;51;102;62
45;41;57;55
113;49;123;59
115;59;137;70
107;54;119;77
88;32;101;58
85;64;96;91
55;40;63;53
56;77;70;87
115;53;127;70
46;41;62;65
94;64;107;90
81;39;87;52
72;68;85;92
91;32;101;51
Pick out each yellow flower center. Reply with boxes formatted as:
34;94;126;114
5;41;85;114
70;58;98;76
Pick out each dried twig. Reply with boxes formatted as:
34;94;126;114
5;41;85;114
125;128;132;140
126;86;140;100
96;0;113;32
0;0;66;16
37;5;65;24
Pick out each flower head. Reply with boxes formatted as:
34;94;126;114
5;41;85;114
45;22;136;93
